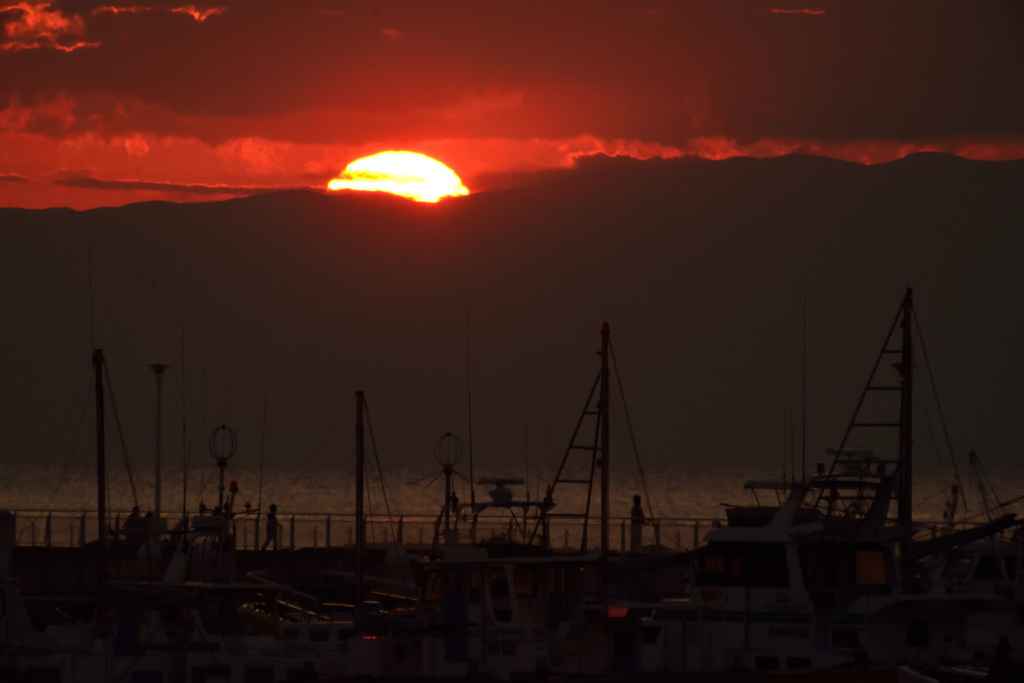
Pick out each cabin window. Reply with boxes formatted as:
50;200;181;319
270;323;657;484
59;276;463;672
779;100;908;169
548;568;564;594
309;629;329;642
488;568;510;598
787;657;811;669
423;571;442;602
755;656;780;670
444;569;466;596
946;556;973;579
907;621;928;647
488;567;514;622
193;667;232;683
129;673;163;683
748;545;789;587
854;550;887;586
0;588;5;618
469;569;482;602
515;567;536;597
22;670;61;683
698;544;788;587
641;625;661;645
243;667;274;683
976;556;1006;580
698;552;742;585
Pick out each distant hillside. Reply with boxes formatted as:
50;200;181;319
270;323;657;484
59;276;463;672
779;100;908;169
2;153;1023;481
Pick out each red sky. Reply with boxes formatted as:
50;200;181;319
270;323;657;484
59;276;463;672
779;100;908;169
2;0;1023;210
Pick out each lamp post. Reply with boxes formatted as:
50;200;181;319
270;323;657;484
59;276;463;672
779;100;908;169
149;363;170;518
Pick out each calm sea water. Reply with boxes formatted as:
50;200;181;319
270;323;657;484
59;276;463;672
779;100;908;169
4;461;1023;552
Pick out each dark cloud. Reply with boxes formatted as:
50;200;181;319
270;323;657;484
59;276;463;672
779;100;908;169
52;174;281;195
4;0;1022;144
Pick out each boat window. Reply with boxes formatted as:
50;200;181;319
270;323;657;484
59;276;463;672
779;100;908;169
907;621;928;647
423;571;442;602
548;568;565;595
22;670;60;683
748;545;789;587
698;544;788;587
0;588;5;618
444;569;465;596
854;550;887;586
515;567;536;597
976;556;1005;580
488;567;510;598
469;569;482;602
244;667;274;683
698;552;742;586
945;556;973;579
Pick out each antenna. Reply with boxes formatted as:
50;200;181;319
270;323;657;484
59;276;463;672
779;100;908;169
465;297;476;507
523;357;530;502
148;362;170;518
86;218;96;350
181;316;188;527
801;272;808;484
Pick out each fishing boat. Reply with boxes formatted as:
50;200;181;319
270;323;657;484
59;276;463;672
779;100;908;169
637;290;1006;680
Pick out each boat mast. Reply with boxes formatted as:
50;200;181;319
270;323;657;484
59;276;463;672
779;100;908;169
599;322;610;598
355;390;366;606
93;349;108;590
898;288;914;591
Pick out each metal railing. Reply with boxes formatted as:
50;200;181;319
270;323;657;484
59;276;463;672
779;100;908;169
5;508;732;555
7;508;993;555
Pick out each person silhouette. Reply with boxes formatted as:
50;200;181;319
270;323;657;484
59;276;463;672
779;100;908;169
630;495;646;553
123;506;146;546
261;504;280;551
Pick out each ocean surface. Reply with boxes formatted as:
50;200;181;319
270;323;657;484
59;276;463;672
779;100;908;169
4;460;1023;553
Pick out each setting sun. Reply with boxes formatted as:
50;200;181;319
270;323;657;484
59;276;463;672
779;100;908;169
327;151;469;202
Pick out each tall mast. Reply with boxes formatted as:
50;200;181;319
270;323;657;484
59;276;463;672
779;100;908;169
355;390;366;606
93;349;108;590
599;322;610;598
898;288;914;590
149;363;169;518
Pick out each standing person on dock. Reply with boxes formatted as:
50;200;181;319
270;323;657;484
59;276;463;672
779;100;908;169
630;495;646;553
261;504;279;551
124;506;146;546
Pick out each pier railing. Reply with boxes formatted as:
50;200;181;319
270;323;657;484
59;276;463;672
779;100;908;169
6;508;735;555
6;509;992;556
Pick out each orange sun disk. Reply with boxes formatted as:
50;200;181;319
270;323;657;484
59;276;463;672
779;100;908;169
327;151;469;202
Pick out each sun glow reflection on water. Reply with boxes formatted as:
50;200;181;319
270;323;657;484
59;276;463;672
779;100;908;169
4;463;1020;525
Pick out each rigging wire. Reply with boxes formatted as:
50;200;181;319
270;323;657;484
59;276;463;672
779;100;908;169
33;360;93;510
180;315;189;525
608;338;653;518
18;362;94;542
912;308;966;513
257;368;269;523
101;359;140;509
364;399;400;547
465;297;476;507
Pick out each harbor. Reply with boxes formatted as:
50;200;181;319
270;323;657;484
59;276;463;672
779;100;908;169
4;298;1024;682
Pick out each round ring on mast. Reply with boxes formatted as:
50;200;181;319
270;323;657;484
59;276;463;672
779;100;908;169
434;431;462;470
208;424;237;463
